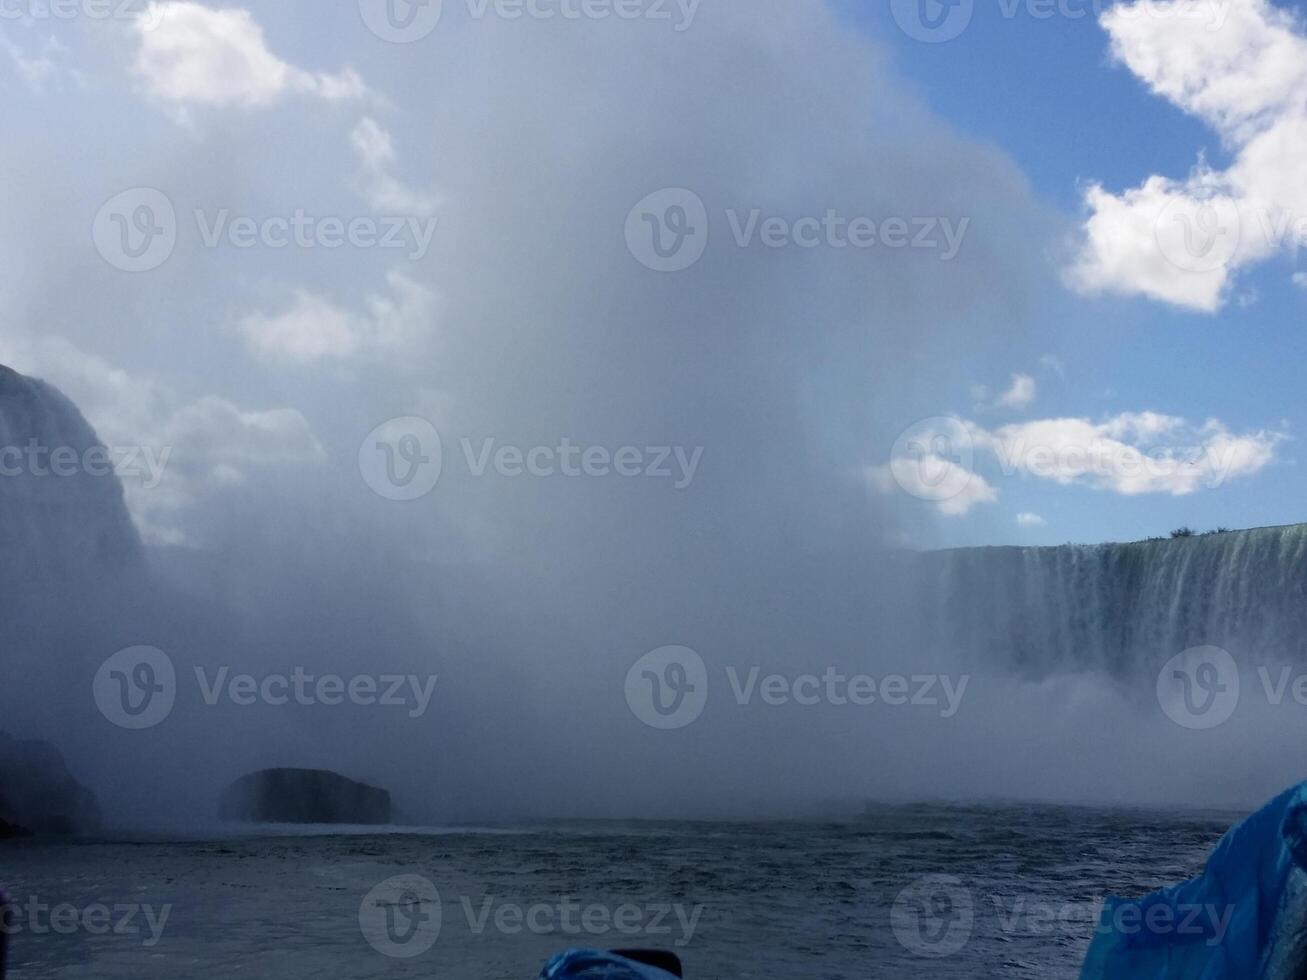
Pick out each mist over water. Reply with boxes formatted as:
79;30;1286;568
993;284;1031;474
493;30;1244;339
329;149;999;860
6;361;1307;827
1;0;1299;834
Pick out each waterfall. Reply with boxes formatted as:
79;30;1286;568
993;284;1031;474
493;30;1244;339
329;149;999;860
913;527;1307;677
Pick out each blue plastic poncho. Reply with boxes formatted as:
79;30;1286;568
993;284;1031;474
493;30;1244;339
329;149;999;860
538;950;681;980
1081;781;1307;979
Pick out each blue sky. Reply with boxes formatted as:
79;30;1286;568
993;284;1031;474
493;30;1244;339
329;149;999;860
0;0;1303;554
848;0;1307;548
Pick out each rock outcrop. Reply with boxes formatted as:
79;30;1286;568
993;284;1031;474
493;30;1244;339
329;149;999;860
0;732;102;837
0;364;144;600
218;769;392;825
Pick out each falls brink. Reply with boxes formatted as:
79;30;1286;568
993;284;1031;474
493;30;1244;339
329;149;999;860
913;526;1307;677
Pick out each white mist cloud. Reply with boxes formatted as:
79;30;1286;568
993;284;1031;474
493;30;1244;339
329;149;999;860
0;0;1067;818
234;270;439;368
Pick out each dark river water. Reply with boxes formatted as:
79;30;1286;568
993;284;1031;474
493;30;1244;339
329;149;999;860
0;802;1242;979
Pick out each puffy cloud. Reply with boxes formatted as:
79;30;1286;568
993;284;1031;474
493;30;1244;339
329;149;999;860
134;2;369;111
234;270;439;367
1068;0;1307;311
871;408;1283;517
0;333;325;545
997;373;1037;410
979;412;1283;495
351;117;440;216
868;457;1000;517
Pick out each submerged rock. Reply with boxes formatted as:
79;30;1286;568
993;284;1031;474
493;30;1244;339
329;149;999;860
0;732;102;837
219;769;392;825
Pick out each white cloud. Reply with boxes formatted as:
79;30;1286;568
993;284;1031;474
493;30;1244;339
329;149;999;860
977;412;1283;495
1068;0;1307;311
235;269;439;367
0;333;325;544
1039;354;1065;378
351;117;439;216
868;458;1000;517
134;2;369;111
997;373;1037;410
1;31;82;93
870;406;1283;518
1293;271;1307;289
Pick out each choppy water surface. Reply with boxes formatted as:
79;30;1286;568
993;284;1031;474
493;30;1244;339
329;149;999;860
1;803;1240;979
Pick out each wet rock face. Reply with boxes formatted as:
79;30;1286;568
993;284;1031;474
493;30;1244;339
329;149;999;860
0;364;144;603
218;769;392;825
0;732;102;837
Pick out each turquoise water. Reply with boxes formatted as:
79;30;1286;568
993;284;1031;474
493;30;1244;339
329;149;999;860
1;803;1241;979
